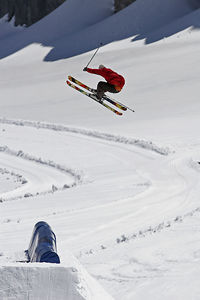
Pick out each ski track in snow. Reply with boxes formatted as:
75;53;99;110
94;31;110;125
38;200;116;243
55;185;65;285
1;118;200;300
1;0;200;298
0;117;171;209
0;116;171;205
0;118;171;156
1;115;200;273
1;117;200;256
0;167;27;192
0;145;82;202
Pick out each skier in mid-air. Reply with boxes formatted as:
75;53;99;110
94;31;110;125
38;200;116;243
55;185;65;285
83;65;125;101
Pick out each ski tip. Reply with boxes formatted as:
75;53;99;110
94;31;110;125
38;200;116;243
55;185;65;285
66;80;72;86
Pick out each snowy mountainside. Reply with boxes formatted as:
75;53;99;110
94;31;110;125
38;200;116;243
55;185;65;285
0;0;196;60
45;0;194;60
1;0;200;300
143;7;200;44
0;0;114;59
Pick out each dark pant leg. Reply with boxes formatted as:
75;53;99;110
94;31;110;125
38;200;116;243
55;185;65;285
97;81;119;99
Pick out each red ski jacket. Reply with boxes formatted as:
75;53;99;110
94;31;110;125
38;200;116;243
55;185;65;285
87;67;125;91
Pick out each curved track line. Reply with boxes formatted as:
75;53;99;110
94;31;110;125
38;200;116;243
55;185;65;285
0;118;171;155
2;117;198;258
0;146;83;202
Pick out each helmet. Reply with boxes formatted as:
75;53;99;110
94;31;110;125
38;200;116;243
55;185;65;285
99;64;105;69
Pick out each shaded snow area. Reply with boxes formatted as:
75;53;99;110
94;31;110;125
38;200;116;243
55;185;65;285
1;0;200;299
0;15;24;40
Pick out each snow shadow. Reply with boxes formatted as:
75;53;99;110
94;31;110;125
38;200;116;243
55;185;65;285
132;8;200;44
44;3;200;61
0;0;200;61
44;8;200;61
0;0;114;61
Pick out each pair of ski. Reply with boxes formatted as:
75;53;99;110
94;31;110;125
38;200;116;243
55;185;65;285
66;76;134;116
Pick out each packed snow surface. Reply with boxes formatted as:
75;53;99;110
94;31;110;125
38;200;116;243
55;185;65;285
0;0;200;299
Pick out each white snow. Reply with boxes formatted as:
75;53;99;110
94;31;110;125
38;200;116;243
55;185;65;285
0;256;113;300
0;0;200;299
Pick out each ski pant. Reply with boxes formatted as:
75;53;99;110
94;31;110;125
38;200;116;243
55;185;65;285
97;81;119;99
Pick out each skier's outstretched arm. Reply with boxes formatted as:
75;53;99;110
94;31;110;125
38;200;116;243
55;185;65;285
83;67;104;76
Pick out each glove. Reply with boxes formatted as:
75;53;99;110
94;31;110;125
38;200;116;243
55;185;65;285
83;67;87;71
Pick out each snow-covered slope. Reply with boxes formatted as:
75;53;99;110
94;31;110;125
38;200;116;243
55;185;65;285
0;0;195;60
44;0;194;60
1;0;200;299
0;0;113;59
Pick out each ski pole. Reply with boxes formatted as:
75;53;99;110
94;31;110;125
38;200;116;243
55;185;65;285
85;43;103;68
